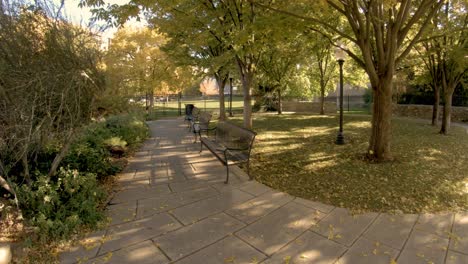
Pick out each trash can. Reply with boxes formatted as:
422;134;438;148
185;104;195;116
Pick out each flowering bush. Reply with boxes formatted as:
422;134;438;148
17;168;105;241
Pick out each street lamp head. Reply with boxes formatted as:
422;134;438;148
334;45;346;62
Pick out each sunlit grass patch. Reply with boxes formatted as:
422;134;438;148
240;113;468;213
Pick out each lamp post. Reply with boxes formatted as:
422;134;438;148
229;77;233;117
335;46;346;145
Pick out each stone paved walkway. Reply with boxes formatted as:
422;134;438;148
60;118;468;264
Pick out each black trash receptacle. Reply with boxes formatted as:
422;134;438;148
185;104;195;116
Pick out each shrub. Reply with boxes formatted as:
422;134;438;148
62;141;119;178
17;168;106;242
104;114;148;147
62;113;148;178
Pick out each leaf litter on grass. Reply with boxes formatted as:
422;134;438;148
240;114;468;213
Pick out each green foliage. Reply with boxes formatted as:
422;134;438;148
17;168;105;241
63;113;148;178
104;114;148;146
0;3;105;180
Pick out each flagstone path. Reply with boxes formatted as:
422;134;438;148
60;118;468;264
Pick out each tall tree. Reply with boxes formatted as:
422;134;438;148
433;1;467;134
257;24;306;114
254;0;444;161
147;1;234;120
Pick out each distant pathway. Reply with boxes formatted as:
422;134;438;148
60;117;468;264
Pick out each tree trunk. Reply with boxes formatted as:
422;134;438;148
21;152;30;184
277;88;282;115
369;80;393;161
215;74;227;121
48;130;74;177
320;85;325;115
241;72;253;129
431;85;440;126
440;91;453;135
145;92;149;111
149;91;154;113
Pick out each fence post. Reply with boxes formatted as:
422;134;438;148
229;78;233;117
178;92;182;116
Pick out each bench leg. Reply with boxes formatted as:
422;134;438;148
247;161;253;180
199;141;203;153
225;164;229;184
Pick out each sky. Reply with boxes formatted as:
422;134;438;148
59;0;144;42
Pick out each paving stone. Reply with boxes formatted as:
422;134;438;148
184;171;222;182
172;163;195;178
149;165;188;185
446;250;468;264
238;181;272;197
337;237;399;264
175;236;266;264
363;213;418;250
154;213;245;261
136;187;219;219
230;166;250;179
116;170;136;182
106;201;137;226
450;212;468;255
59;230;106;264
120;178;150;189
397;230;449;264
226;191;294;224
128;155;152;163
264;231;346;264
190;160;225;173
136;166;168;180
171;189;254;225
209;180;245;193
125;161;155;171
415;213;454;238
85;241;168;264
311;208;378;247
111;185;172;204
169;178;218;192
237;202;324;256
99;213;181;255
294;197;336;214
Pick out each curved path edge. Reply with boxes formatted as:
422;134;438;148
60;117;468;264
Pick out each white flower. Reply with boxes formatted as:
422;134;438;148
44;195;51;203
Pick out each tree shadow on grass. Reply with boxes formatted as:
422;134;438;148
246;114;468;213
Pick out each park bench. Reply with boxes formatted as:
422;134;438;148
192;111;212;142
199;121;256;184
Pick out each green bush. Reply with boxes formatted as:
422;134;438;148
104;114;148;146
17;168;106;241
62;113;148;178
63;141;119;178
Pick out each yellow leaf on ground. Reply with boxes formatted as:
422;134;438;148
224;256;235;263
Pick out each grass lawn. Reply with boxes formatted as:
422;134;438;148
145;97;247;119
237;113;468;213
